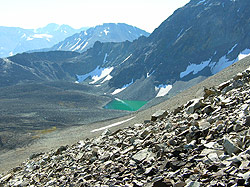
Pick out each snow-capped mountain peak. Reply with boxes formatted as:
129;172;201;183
50;23;150;53
0;24;86;58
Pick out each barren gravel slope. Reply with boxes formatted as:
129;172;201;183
1;56;250;174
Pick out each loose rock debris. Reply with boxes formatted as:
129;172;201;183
2;68;250;186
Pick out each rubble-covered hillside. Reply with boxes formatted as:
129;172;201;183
2;67;250;186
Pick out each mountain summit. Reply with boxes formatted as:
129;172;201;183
49;23;150;53
0;24;85;57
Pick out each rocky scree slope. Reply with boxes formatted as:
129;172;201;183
2;67;250;186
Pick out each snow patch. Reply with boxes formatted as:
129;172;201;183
90;67;114;84
177;29;184;38
180;47;250;79
76;66;114;84
121;54;132;64
21;34;26;38
27;37;34;41
101;74;112;83
70;38;81;50
81;42;88;51
210;56;237;74
65;42;70;47
155;85;172;97
147;70;155;78
104;29;110;35
103;53;108;63
196;0;206;5
238;49;250;61
33;34;53;39
209;47;250;74
26;34;53;41
111;80;134;95
180;60;210;78
228;44;238;54
73;40;87;51
58;44;63;50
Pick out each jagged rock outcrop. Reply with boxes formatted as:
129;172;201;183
2;66;250;186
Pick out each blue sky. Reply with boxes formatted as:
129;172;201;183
0;0;190;32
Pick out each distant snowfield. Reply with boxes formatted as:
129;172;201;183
155;84;172;97
121;54;132;64
111;80;134;95
27;34;53;41
196;0;206;6
103;28;110;35
70;38;81;50
180;48;250;78
81;42;89;51
76;66;114;84
238;49;250;61
210;56;237;74
33;34;53;39
101;74;112;83
90;67;114;84
180;60;210;78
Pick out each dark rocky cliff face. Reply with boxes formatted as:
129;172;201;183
108;0;250;88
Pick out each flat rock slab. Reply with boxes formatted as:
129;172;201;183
132;148;152;163
151;110;168;121
223;137;242;156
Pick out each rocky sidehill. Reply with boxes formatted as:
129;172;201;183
2;56;250;186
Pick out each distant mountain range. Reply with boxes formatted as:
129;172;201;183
0;23;87;57
71;0;250;100
34;23;150;53
1;0;250;102
1;0;250;152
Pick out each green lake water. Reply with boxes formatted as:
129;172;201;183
104;99;148;111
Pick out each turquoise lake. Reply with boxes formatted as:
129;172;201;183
104;99;147;111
